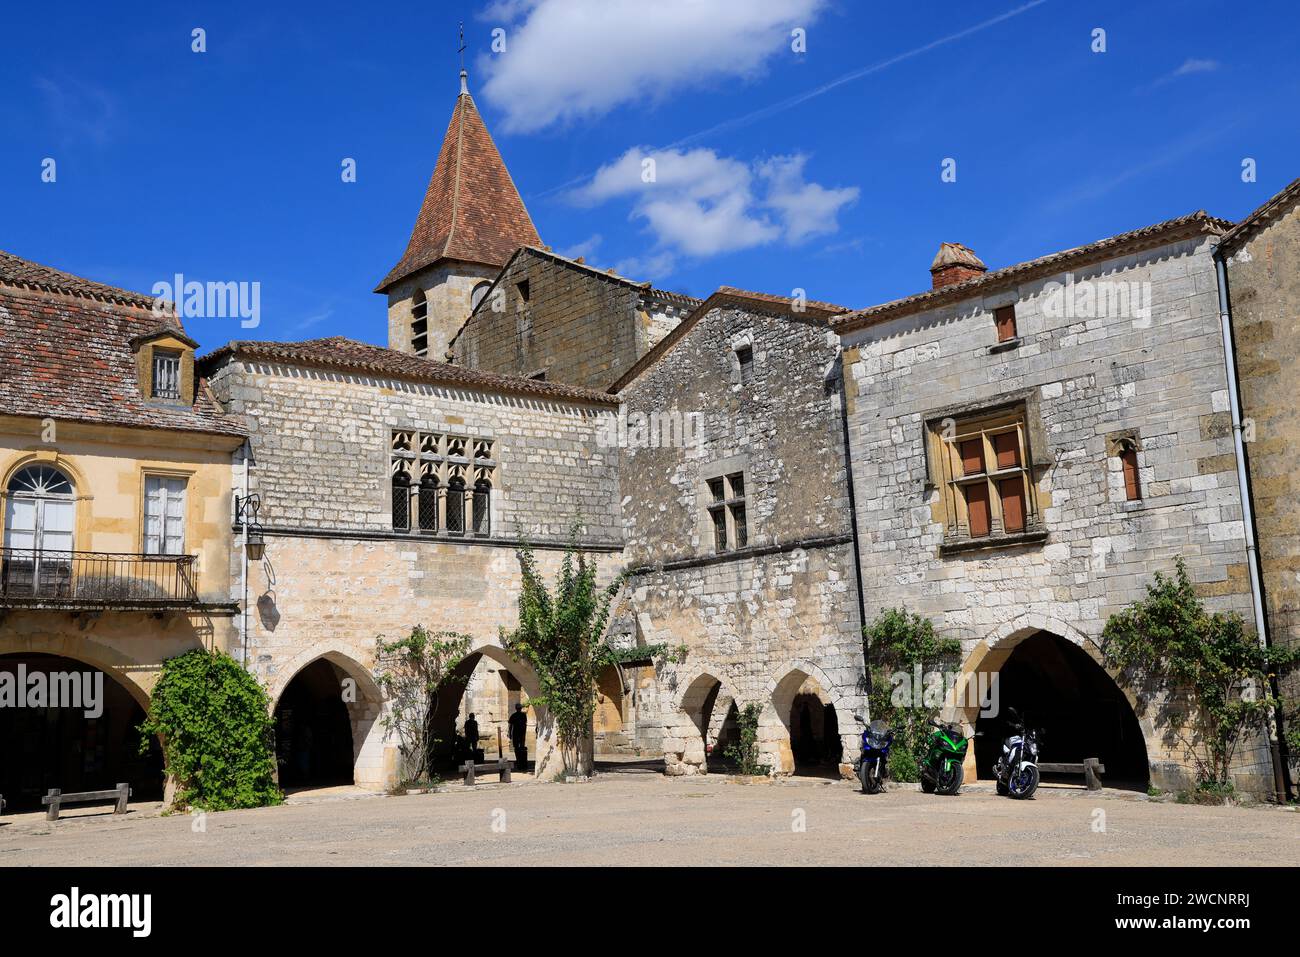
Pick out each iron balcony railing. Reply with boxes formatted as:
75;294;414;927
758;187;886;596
0;547;201;610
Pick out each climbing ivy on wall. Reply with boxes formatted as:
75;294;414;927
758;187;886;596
139;649;282;812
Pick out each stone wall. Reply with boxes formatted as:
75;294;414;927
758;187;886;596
205;356;624;785
840;234;1270;794
1224;195;1300;759
617;304;866;776
385;261;500;361
450;250;689;389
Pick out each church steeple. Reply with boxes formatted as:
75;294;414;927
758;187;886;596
375;62;542;358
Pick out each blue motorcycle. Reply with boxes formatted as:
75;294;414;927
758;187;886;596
854;716;894;794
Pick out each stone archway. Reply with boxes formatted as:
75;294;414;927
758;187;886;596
0;652;164;811
761;660;859;777
953;616;1153;788
426;641;559;780
269;645;385;790
662;667;739;775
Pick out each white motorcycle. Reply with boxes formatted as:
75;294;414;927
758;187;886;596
992;708;1041;799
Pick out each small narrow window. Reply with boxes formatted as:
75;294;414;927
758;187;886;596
418;474;439;532
994;304;1017;342
516;279;530;303
152;349;182;399
1119;441;1142;501
446;478;465;534
736;344;754;386
711;507;727;551
472;480;491;535
392;471;411;531
411;289;429;356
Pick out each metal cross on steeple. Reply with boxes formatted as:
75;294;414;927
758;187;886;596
458;20;469;95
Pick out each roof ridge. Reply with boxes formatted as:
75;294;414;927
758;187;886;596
0;249;160;310
1217;177;1300;252
834;209;1232;334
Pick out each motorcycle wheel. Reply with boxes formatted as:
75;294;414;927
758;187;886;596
937;761;964;795
1009;764;1039;799
860;765;882;794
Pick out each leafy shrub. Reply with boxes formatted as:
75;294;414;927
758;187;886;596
140;649;281;811
1102;557;1300;789
724;702;771;776
864;608;962;768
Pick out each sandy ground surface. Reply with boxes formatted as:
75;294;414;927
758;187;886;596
1;773;1296;866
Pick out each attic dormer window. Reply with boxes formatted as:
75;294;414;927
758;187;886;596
152;349;181;399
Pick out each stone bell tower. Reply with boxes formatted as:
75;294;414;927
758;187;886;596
374;67;541;360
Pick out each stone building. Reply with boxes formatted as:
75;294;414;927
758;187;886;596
611;288;867;777
0;251;245;809
449;245;697;389
375;70;542;363
200;336;623;785
1218;176;1300;795
835;212;1273;795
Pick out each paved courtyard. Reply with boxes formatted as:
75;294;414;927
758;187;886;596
1;773;1296;866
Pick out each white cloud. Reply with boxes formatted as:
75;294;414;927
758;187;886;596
477;0;828;133
571;146;857;276
1147;58;1221;90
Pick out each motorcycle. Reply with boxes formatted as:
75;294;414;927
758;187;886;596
919;717;970;795
853;715;894;794
993;709;1042;799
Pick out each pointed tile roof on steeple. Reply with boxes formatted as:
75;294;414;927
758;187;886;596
375;70;542;292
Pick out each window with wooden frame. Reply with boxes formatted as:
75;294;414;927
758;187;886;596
932;408;1039;541
1114;436;1142;502
151;349;182;399
391;430;496;536
994;304;1018;343
706;472;748;552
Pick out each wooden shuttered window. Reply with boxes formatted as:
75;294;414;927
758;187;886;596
1119;443;1141;501
936;408;1037;541
995;305;1017;342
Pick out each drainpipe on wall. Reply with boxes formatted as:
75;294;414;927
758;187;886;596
1213;247;1290;804
834;348;870;686
240;446;250;668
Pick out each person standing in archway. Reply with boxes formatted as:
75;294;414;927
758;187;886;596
464;713;481;762
508;704;528;771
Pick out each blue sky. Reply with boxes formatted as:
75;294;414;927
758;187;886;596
1;0;1296;352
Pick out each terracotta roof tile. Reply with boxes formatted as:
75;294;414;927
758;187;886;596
0;249;160;309
199;336;618;406
376;91;541;291
0;262;244;437
1217;177;1300;252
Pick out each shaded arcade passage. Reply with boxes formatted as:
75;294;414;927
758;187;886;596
274;659;355;788
0;654;163;811
973;632;1149;787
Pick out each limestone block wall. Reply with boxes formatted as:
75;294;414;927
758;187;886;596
450;251;688;389
617;304;866;775
205;356;624;785
386;261;500;361
1224;199;1300;737
840;234;1269;794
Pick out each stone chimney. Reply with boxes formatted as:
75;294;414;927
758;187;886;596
929;243;987;289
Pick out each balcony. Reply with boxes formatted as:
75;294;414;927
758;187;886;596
0;548;233;615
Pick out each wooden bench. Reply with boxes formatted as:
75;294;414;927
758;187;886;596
460;758;512;786
42;783;131;821
1037;759;1105;790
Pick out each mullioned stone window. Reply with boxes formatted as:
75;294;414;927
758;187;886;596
391;430;496;536
706;472;748;552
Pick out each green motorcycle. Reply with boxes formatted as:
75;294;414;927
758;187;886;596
919;718;970;795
